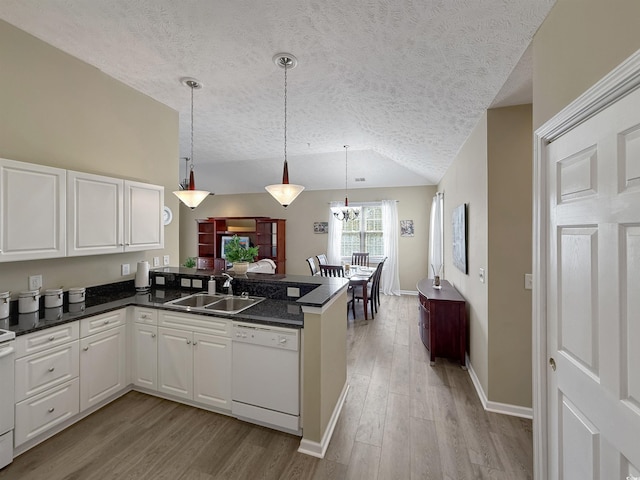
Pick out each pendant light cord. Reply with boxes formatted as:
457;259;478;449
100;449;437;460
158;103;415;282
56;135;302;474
190;84;194;172
284;62;288;165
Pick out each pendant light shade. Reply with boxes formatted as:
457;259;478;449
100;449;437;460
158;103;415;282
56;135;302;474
332;145;361;221
173;77;211;209
265;53;304;207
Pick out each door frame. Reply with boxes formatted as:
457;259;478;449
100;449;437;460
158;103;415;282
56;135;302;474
533;48;640;479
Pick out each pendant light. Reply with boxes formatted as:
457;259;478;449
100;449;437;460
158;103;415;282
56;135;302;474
265;53;305;207
332;145;361;221
173;77;211;209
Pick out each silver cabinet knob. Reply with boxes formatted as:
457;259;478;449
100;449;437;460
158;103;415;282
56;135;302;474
49;336;55;341
186;340;191;345
48;407;55;413
83;346;89;351
549;357;556;371
193;341;198;346
104;320;110;325
48;367;55;372
151;333;156;338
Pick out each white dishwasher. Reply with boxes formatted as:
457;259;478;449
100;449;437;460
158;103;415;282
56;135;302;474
231;322;300;434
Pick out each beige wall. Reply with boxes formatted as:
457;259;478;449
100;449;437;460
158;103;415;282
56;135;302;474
487;105;533;407
438;113;489;395
179;185;436;292
533;0;640;129
0;20;179;294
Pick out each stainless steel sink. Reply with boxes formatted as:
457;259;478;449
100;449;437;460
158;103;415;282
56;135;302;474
164;292;264;314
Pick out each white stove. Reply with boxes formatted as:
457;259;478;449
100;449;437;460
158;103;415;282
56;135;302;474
0;328;15;469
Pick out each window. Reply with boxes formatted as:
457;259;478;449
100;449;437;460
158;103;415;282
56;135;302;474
340;205;384;260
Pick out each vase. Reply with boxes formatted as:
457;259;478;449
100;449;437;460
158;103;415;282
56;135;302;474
233;261;249;274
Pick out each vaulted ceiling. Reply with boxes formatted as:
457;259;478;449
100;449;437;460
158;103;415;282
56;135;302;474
0;0;555;194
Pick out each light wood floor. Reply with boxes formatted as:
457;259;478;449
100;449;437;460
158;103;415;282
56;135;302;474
0;295;533;480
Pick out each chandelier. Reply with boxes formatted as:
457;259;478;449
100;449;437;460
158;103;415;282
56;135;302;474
173;77;211;209
331;145;361;221
265;53;305;207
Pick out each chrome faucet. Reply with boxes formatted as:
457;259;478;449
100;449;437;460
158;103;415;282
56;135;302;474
222;273;234;296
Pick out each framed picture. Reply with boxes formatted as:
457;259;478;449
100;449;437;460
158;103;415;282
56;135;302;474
221;236;250;259
314;222;329;234
452;204;467;274
400;220;414;237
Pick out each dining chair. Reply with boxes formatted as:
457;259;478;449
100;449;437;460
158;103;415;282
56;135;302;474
316;254;328;265
319;264;344;277
306;257;319;275
353;259;385;318
351;252;369;267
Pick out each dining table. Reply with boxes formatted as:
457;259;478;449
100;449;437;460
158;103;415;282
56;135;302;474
347;265;376;320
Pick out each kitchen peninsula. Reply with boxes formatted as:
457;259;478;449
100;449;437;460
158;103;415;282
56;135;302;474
3;269;349;460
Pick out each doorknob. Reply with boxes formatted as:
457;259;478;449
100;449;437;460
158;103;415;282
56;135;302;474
549;357;556;371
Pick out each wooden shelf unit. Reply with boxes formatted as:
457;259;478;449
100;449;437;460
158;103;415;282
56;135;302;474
196;217;286;273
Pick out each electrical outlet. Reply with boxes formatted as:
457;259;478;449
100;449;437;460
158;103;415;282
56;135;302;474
479;268;486;284
121;264;130;275
28;275;43;290
287;287;300;298
525;273;533;290
163;255;170;266
153;256;160;267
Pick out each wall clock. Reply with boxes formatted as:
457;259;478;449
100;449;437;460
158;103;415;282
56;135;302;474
163;206;173;226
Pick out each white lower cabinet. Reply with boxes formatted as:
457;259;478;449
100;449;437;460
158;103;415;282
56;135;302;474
157;311;231;410
15;378;80;447
132;323;157;390
79;322;126;412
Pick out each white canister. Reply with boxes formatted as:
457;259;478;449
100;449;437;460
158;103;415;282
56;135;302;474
68;302;85;314
44;288;63;308
0;291;9;319
18;311;39;329
45;305;63;321
68;287;86;304
19;290;40;314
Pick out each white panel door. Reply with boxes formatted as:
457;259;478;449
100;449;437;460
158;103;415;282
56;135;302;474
79;325;126;411
0;158;66;261
546;86;640;478
67;171;123;256
157;327;192;400
133;323;157;390
193;332;231;409
124;180;163;252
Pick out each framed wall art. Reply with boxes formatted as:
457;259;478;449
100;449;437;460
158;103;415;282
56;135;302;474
452;203;467;274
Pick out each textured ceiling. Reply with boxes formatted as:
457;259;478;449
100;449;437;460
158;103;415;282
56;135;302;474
0;0;555;194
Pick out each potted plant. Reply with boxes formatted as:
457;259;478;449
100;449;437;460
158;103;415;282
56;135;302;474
224;235;259;274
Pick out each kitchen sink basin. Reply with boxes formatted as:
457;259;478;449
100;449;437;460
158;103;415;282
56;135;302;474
164;292;264;314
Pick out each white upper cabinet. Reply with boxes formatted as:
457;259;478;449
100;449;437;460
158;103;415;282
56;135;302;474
0;158;66;262
124;180;164;252
67;171;124;256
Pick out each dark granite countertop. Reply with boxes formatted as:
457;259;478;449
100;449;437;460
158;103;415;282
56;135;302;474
1;271;349;337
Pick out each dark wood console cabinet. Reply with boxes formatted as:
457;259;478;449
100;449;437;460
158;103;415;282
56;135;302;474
417;279;467;368
196;217;286;273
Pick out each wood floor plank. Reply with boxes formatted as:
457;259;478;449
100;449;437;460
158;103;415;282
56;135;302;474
0;295;534;480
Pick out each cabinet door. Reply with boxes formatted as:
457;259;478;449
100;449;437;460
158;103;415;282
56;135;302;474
0;158;66;261
193;332;231;410
157;327;192;400
67;171;123;256
133;323;157;390
124;180;164;252
79;325;126;411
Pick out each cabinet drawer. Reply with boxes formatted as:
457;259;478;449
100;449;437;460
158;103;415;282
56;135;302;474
16;322;79;358
133;307;158;325
15;341;79;401
15;378;80;447
159;310;230;337
80;309;126;337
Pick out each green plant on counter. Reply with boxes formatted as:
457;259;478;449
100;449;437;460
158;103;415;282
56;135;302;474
183;257;196;268
224;235;259;263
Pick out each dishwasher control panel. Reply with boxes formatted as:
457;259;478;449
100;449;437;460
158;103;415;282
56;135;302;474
232;322;299;352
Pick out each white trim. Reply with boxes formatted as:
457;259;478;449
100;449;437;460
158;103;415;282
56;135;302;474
401;289;418;296
532;47;640;480
466;356;533;420
297;382;349;458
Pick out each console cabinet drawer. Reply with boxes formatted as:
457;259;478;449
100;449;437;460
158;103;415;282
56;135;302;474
15;341;79;401
80;309;126;337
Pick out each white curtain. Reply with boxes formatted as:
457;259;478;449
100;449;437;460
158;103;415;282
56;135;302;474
428;193;444;278
381;199;401;295
327;201;343;264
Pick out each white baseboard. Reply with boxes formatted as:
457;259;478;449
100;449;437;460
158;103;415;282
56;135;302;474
297;382;349;458
466;355;533;420
400;290;418;296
